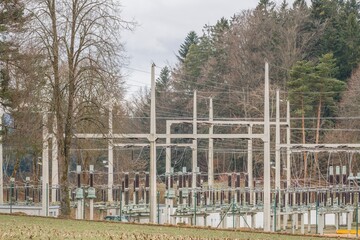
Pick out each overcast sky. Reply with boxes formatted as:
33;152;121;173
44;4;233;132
120;1;293;97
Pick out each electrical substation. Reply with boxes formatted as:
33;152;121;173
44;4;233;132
1;63;360;236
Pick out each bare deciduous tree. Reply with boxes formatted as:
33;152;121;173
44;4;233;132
26;0;134;217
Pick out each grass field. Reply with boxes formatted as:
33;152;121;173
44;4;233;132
0;214;350;239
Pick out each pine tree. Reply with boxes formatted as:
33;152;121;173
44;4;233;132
0;0;26;107
177;31;199;63
288;53;345;181
156;66;171;92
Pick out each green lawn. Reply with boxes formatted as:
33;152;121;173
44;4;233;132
0;214;348;239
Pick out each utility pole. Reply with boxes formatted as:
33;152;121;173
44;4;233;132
108;102;114;204
286;101;291;189
208;97;214;187
149;63;157;223
0;107;3;204
192;91;198;189
51;116;58;203
165;121;171;224
275;89;281;222
285;100;291;227
263;62;271;231
247;124;253;204
42;112;49;217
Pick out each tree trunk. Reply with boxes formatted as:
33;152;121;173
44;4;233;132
11;156;20;178
47;0;70;217
59;1;78;218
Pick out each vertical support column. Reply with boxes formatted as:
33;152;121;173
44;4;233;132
247;125;253;204
347;211;352;236
263;62;271;231
275;90;281;197
301;213;305;234
335;213;339;230
318;213;324;235
192;91;198;189
208;97;214;187
165;121;171;224
275;90;281;231
149;63;157;223
42;112;49;217
0;108;3;204
51;115;58;203
108;103;113;203
285;101;291;228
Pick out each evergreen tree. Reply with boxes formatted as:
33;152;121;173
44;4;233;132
289;53;345;178
0;0;26;107
310;0;360;80
256;0;276;12
156;66;171;93
177;31;199;63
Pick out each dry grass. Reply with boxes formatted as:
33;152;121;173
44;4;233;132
0;214;350;240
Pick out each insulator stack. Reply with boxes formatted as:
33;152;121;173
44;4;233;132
220;191;224;205
188;192;191;206
77;172;81;188
302;192;307;205
71;190;75;201
281;193;286;207
135;173;140;189
145;172;149;188
178;174;183;188
336;166;340;185
236;174;240;188
342;166;347;185
125;173;129;189
165;176;169;190
345;192;350;204
90;172;94;188
228;174;232;188
289;193;293;206
212;191;216;205
324;193;327;206
228;191;231;204
101;189;105;202
245;191;249;204
329;166;334;185
188;174;192;188
196;174;201;188
296;192;300;205
184;173;188;188
197;192;201;205
170;175;174;188
245;174;249;188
